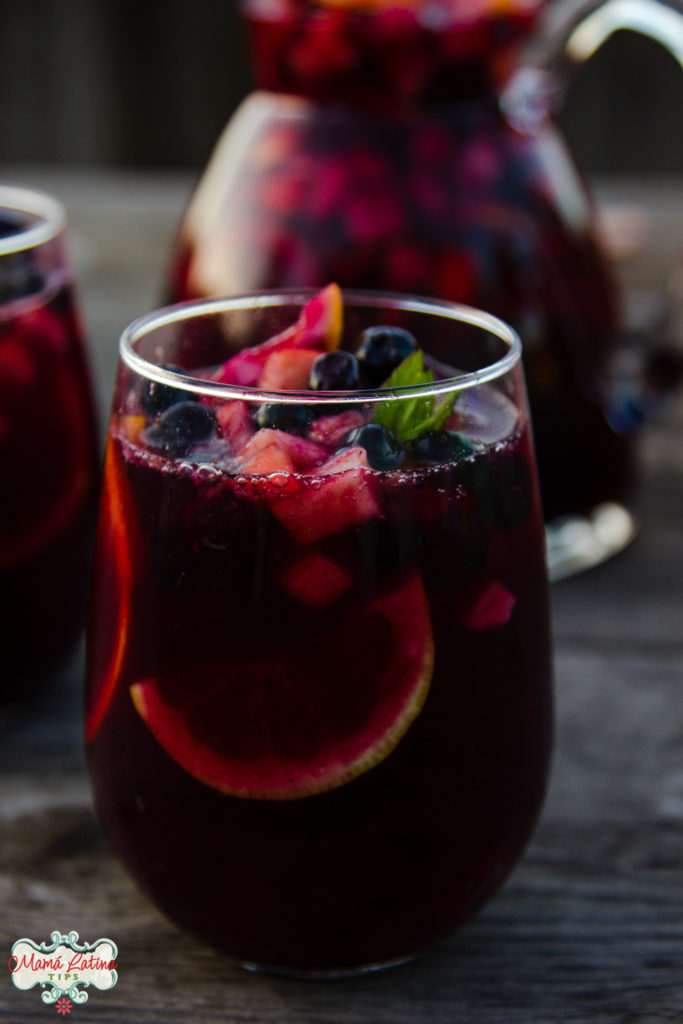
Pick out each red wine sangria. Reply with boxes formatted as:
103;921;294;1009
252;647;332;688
0;185;98;707
86;287;553;975
167;0;650;576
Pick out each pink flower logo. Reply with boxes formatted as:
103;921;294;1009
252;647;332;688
55;996;72;1016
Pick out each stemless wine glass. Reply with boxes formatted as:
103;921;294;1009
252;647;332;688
86;288;553;977
0;184;99;709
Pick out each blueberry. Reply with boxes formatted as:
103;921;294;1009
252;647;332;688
355;327;418;386
140;363;187;417
343;423;405;470
255;403;315;435
145;401;216;457
309;350;360;391
408;430;472;466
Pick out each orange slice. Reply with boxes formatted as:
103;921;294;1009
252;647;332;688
85;438;136;741
130;573;434;800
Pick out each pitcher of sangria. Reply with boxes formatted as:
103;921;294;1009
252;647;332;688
165;0;683;578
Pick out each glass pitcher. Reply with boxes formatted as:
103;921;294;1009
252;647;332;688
165;0;683;579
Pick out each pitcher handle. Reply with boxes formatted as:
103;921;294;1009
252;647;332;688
563;0;683;68
525;0;683;81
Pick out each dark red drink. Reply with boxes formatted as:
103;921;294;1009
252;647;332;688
87;289;552;974
0;187;98;704
167;0;636;566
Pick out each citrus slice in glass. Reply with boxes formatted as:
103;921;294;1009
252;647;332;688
85;436;138;741
130;573;434;800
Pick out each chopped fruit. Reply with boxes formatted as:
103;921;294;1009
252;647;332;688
238;430;296;473
132;291;471;475
308;408;366;445
280;550;352;608
255;402;315;435
240;439;296;475
145;401;216;457
211;346;264;388
355;326;417;386
309;350;360;390
465;581;516;629
238;428;328;473
276;431;329;469
216;400;256;451
258;348;320;390
213;284;343;387
270;446;381;543
140;363;186;417
343;422;405;470
130;573;434;800
120;414;147;445
85;440;136;741
294;282;344;350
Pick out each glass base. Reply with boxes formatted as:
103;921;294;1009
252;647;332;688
546;502;637;582
237;953;416;980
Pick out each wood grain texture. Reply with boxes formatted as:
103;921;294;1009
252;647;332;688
1;170;682;1023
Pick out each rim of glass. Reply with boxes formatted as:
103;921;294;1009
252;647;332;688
0;184;66;256
119;290;522;406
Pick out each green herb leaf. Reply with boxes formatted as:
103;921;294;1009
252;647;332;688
371;351;459;443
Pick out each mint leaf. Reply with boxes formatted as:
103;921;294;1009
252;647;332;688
371;350;458;443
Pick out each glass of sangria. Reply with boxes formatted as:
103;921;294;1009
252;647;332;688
0;184;99;710
86;285;553;976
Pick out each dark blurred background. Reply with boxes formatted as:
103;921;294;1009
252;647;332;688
0;0;681;174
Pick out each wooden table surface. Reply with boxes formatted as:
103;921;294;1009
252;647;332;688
1;168;682;1023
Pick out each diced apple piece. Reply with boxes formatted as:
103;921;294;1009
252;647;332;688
237;429;295;473
213;284;343;387
216;400;256;453
280;550;352;609
237;428;328;472
308;409;366;446
213;349;264;387
258;348;320;390
240;442;296;476
297;282;343;351
465;582;516;630
278;432;329;469
270;446;381;544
